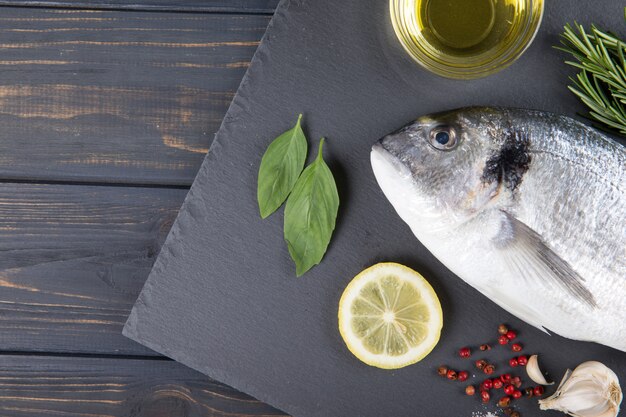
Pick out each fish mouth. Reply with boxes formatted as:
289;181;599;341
371;141;408;178
371;140;417;184
372;139;444;234
371;140;422;221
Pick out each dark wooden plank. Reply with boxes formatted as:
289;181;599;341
0;8;270;186
0;355;286;416
0;0;280;13
0;182;188;355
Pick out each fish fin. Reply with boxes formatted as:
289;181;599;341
494;211;597;308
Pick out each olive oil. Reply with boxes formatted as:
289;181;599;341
389;0;544;79
423;0;496;50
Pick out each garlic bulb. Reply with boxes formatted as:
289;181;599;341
538;361;622;417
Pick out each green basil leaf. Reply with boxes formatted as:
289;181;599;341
284;138;339;276
257;114;308;219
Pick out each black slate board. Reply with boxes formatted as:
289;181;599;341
123;1;626;416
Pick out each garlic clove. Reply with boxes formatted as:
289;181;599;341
595;407;620;417
538;361;622;417
526;354;554;385
591;404;617;417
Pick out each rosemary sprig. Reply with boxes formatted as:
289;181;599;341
556;18;626;135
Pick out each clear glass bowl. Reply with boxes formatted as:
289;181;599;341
390;0;544;79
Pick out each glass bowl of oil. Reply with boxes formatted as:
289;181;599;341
390;0;544;79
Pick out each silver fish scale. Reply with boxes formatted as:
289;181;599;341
508;110;624;270
512;110;625;313
472;108;625;347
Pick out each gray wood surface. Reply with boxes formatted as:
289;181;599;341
0;2;286;415
0;355;286;416
0;7;269;186
0;182;186;355
0;0;279;13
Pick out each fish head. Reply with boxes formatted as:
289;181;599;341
371;107;512;233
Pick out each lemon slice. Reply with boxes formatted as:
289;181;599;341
338;262;443;369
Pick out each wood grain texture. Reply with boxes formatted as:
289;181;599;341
0;4;285;415
0;355;286;416
0;8;269;185
0;182;189;355
0;0;280;13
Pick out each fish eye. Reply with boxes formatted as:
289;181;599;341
429;126;458;151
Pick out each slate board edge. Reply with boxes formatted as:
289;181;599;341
123;0;298;414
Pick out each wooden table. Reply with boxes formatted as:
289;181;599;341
0;1;288;415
